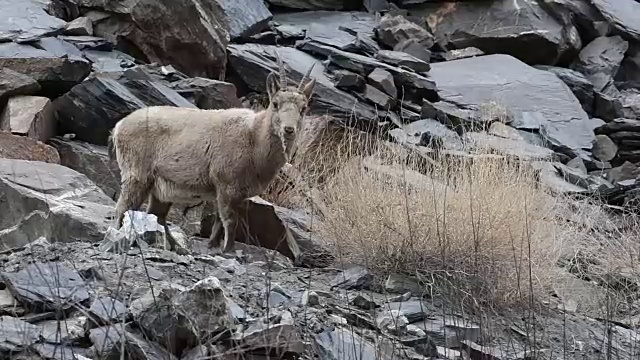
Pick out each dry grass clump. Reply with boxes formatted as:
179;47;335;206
285;130;567;307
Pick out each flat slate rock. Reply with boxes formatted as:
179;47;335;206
1;262;90;312
429;54;594;154
0;315;41;352
0;0;67;42
413;0;579;65
0;68;40;101
218;0;272;39
535;65;595;115
0;131;60;164
273;11;377;39
591;0;640;41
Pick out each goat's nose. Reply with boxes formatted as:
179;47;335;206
284;126;295;134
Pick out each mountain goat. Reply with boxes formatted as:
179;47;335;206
110;54;317;254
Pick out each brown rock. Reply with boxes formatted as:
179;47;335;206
0;96;55;142
0;131;59;163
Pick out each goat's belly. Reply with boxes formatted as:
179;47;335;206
152;177;216;204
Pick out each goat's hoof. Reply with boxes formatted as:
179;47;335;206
174;247;190;256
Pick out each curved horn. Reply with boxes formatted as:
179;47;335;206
275;52;286;87
297;62;315;91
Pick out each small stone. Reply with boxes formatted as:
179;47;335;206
367;67;397;98
385;273;422;294
567;157;588;175
65;17;93;36
87;296;128;328
363;84;395;109
488;122;523;140
333;70;365;92
0;96;55;142
388;291;412;302
331;266;373;290
350;294;379;310
592;134;618;161
376;309;409;334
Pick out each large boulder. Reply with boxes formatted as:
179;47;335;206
590;0;640;42
0;42;91;96
79;0;230;79
0;0;67;42
227;43;380;128
266;0;362;10
535;65;595;115
54;71;195;146
0;68;40;102
570;36;629;93
0;158;114;250
544;0;611;43
428;54;594;156
0;96;56;142
48;137;121;200
413;0;580;65
0;131;60;164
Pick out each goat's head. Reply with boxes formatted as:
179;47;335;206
265;53;316;148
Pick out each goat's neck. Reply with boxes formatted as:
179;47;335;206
253;109;288;176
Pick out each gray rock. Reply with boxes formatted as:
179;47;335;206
488;122;523;140
422;99;510;131
217;0;272;40
375;13;434;50
463;132;555;161
333;70;365;92
385;300;432;323
0;316;41;352
429;54;595;155
315;326;378;360
60;35;112;52
384;273;422;295
134;278;232;354
1;262;90;312
531;161;588;194
54;72;195;146
109;326;178;360
412;315;481;348
590;0;640;41
0;131;60;164
47;137;121;200
169;77;241;110
267;0;362;10
594;118;640;135
88;325;126;358
393;38;432;63
65;17;93;36
0;158;114;250
331;266;373;290
83;49;137;73
592;134;618;161
363;0;392;13
38;317;85;344
298;40;438;104
273;11;377;39
440;47;485;62
349;294;379;310
227;43;379;126
607;161;638;184
231;315;304;355
32;343;91;360
33;37;85;59
620;44;640;82
88;296;128;327
362;84;394;109
0;0;66;42
0;95;55;142
570;36;629;93
0;68;40;101
621;88;640;119
375;49;430;73
567;157;588;175
87;0;228;79
0;42;91;96
388;118;463;150
413;0;580;65
594;91;625;121
544;0;611;43
535;65;595;115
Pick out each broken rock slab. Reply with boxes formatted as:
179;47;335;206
388;118;463;151
47;136;121;200
0;0;67;42
169;77;241;110
375;13;434;50
570;36;629;92
0;158;114;250
0;315;41;352
590;0;640;42
88;0;228;79
429;54;595;155
0;95;55;142
1;262;90;313
535;65;595;115
414;0;580;65
0;68;40;101
0;131;60;164
463;132;555;161
0;42;91;96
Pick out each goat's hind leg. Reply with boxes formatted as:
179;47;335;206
147;195;188;255
208;192;242;254
114;177;150;228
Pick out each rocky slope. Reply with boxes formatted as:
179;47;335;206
0;0;640;359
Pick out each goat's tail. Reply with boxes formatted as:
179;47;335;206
107;130;116;162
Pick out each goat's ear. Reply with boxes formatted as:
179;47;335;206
302;78;316;100
266;72;280;99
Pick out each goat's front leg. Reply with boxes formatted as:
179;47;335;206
208;192;242;254
114;177;150;228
